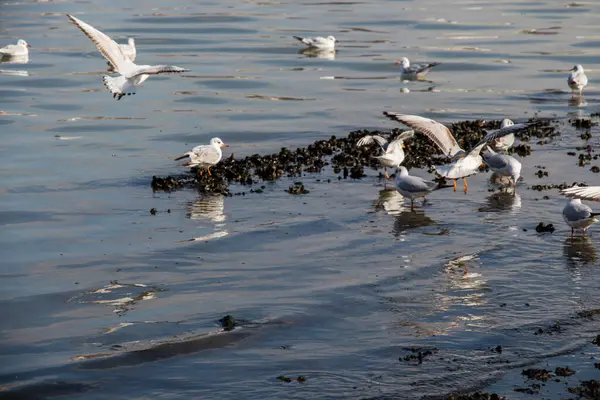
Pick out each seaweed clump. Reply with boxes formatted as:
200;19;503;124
151;118;556;195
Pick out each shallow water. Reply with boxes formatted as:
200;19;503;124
2;0;600;398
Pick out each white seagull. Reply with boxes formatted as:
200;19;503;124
357;130;415;180
476;118;542;153
562;198;599;239
567;64;588;98
383;112;485;193
0;39;30;57
481;147;521;188
175;137;229;176
395;57;440;79
293;35;337;51
395;166;439;210
67;14;188;100
481;119;515;152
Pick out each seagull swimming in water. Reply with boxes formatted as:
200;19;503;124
67;14;188;100
395;57;440;79
567;64;588;98
175;137;229;176
293;35;338;51
0;39;30;57
357;130;414;182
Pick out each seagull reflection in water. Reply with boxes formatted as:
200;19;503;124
393;209;435;236
372;188;405;215
299;48;336;60
478;190;521;213
563;237;597;269
183;196;228;242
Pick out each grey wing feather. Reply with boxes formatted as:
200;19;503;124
483;153;509;169
476;122;538;148
398;176;437;193
132;65;189;78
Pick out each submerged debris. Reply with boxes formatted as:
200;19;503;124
522;368;553;381
446;392;504;400
286;182;310;195
535;222;555;233
400;347;439;364
567;379;600;398
218;314;237;331
151;119;556;195
555;366;575;377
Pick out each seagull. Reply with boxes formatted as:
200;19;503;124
357;130;414;180
567;64;587;98
562;198;599;240
475;118;543;153
383;112;485;193
482;119;515;152
481;147;521;188
67;14;188;100
175;137;229;176
395;57;440;79
560;186;600;202
293;35;337;51
395;166;439;210
0;39;30;57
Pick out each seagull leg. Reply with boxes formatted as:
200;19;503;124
453;180;457;192
571;227;574;241
463;178;468;194
580;88;584;98
385;168;389;179
207;167;212;176
571;90;575;98
410;199;415;211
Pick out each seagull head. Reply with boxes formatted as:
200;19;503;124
397;166;409;177
128;38;135;46
572;64;584;73
327;36;338;44
17;39;30;48
500;118;514;128
394;57;410;68
211;137;229;148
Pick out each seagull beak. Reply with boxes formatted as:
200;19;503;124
394;61;401;65
221;143;229;147
27;44;31;48
335;40;340;43
480;162;485;167
402;144;406;149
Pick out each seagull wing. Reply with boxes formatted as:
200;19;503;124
67;14;136;76
130;65;189;78
561;186;600;202
293;36;313;45
357;135;388;151
386;130;414;153
476;122;538;147
192;145;221;165
383;112;463;157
